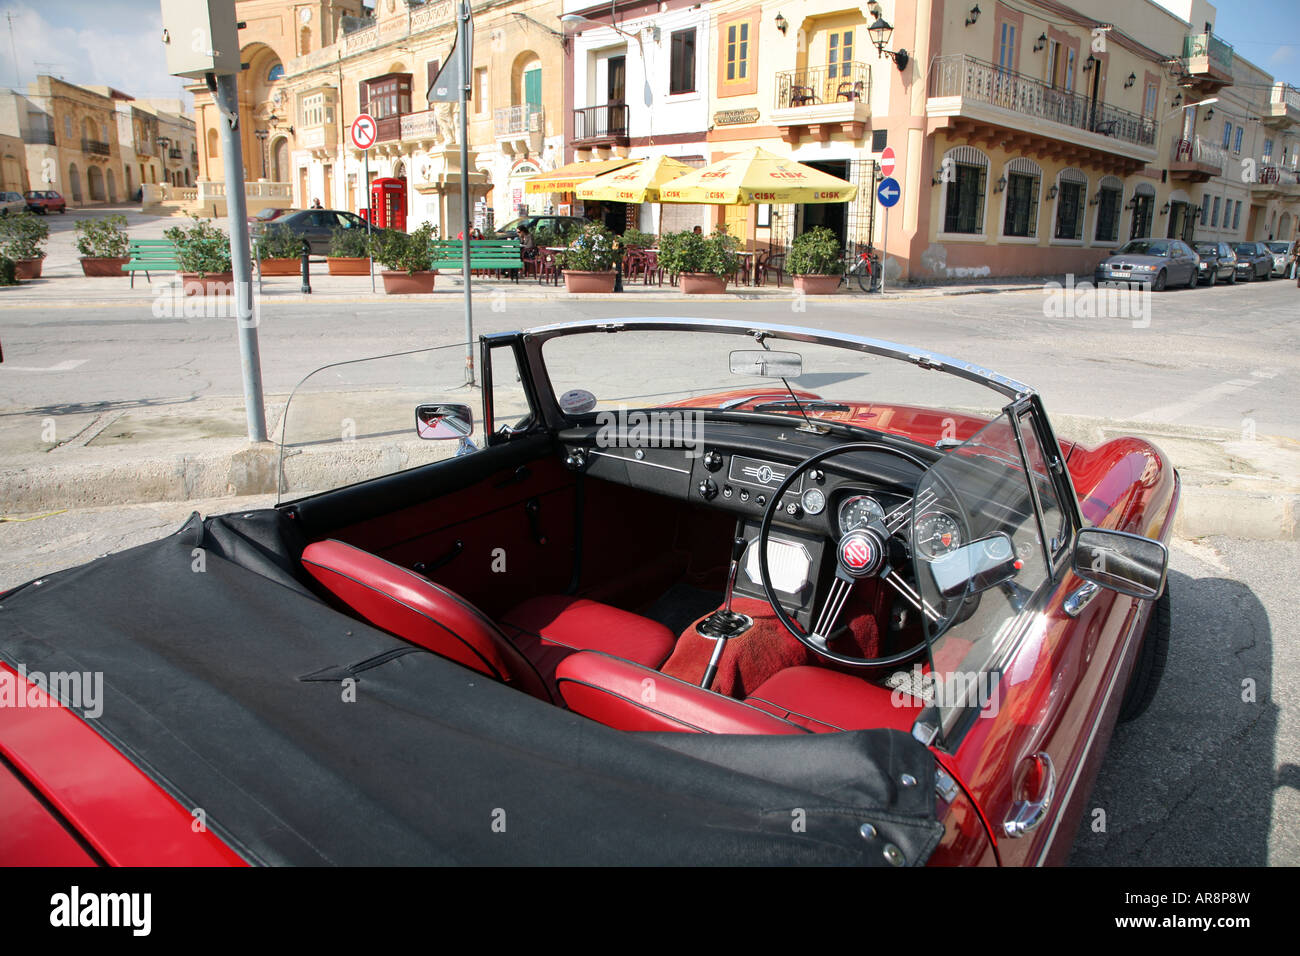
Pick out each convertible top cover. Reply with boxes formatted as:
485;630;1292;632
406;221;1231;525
0;511;943;866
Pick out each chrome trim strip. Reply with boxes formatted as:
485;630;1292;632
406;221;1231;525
1064;582;1101;617
585;449;690;475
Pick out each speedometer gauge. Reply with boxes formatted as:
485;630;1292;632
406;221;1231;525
915;512;961;559
838;495;885;533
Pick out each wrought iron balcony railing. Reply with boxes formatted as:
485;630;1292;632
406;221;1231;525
81;137;111;156
572;103;629;144
1172;135;1225;168
494;104;543;137
774;62;871;110
929;54;1157;150
1182;31;1233;75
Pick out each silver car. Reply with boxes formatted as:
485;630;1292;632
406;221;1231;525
1094;238;1200;291
0;191;27;216
1264;241;1295;278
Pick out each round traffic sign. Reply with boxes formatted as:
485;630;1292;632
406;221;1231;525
880;146;896;177
877;177;901;208
350;113;377;151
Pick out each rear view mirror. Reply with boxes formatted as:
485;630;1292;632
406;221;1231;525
928;532;1020;598
730;350;803;378
1072;528;1167;600
415;403;474;441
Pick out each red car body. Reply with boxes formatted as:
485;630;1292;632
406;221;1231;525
24;190;66;214
0;321;1178;866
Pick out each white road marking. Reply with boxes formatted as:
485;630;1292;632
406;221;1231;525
1134;367;1281;423
0;360;88;372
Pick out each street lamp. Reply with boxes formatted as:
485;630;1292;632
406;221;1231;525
867;14;910;72
253;129;269;179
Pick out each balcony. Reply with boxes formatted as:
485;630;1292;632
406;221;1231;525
572;104;629;150
1178;32;1233;92
1169;135;1224;182
298;123;338;154
81;137;111;157
168;147;184;161
494;104;544;155
1264;83;1300;129
375;114;402;144
22;129;56;146
927;55;1157;171
1250;164;1300;199
772;62;871;144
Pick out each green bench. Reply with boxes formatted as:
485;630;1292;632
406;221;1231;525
124;239;182;288
429;238;523;282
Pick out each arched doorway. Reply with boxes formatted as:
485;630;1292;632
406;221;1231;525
68;164;82;202
87;165;105;201
125;165;133;195
107;168;117;202
1130;183;1155;239
271;136;289;182
1278;211;1293;241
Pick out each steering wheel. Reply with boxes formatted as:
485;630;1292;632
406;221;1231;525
756;442;964;668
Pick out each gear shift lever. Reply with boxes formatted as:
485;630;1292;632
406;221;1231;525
697;536;754;688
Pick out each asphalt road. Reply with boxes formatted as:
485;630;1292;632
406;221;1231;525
1;278;1298;438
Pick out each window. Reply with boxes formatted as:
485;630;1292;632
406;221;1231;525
64;115;71;138
1233;126;1243;154
1004;163;1041;238
365;74;412;119
268;63;284;83
1221;121;1232;149
1095;182;1122;243
1232;200;1241;230
1143;82;1158;118
1064;48;1075;92
1046;41;1059;87
725;21;750;81
1200;194;1209;225
1016;409;1067;555
607;55;626;103
1054;171;1086;240
828;30;853;79
1263;138;1274;162
670;28;696;94
474;68;487;114
997;23;1016;72
1211;195;1220;226
944;162;987;234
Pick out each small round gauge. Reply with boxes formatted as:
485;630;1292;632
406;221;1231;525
801;487;826;515
838;495;885;532
915;511;962;559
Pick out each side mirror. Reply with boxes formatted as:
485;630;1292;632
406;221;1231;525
928;532;1020;598
415;403;474;441
1072;528;1168;600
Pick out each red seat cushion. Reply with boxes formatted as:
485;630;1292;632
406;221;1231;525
555;652;809;734
744;666;921;733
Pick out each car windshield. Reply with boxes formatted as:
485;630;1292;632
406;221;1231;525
1193;243;1218;255
496;217;532;234
1265;242;1289;254
253;207;286;221
1233;244;1255;254
1116;240;1169;257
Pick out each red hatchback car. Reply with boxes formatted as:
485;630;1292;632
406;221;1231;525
24;190;66;214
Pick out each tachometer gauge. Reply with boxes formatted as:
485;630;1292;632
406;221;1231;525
838;495;885;532
801;487;826;515
915;512;961;559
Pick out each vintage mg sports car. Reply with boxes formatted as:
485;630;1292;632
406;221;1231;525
0;319;1177;866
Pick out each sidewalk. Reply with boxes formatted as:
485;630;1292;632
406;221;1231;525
1;392;1295;540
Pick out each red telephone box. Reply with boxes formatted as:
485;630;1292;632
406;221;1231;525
369;178;407;231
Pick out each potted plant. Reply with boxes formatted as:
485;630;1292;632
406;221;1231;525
0;210;49;279
375;222;437;294
256;224;305;276
165;215;233;295
74;214;131;277
657;227;740;294
327;223;373;275
786;227;845;294
0;256;18;287
621;226;656;250
557;222;618;293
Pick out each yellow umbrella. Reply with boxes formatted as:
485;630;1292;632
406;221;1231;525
658;146;857;204
576;155;694;203
524;158;639;194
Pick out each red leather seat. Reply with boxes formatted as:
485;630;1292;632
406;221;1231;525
555;651;922;735
300;540;675;703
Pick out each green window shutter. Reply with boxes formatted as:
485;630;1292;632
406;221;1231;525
524;68;542;109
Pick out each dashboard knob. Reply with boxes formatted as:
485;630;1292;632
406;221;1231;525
785;502;803;518
564;449;587;471
808;468;825;483
703;450;723;472
697;478;718;500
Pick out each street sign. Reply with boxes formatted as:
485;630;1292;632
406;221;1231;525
877;177;901;208
880;147;896;177
350;114;377;151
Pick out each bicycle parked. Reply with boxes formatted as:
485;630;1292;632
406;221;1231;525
839;242;881;293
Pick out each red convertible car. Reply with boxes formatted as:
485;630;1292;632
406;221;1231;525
0;319;1176;866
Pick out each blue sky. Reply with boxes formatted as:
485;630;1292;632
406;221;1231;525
0;0;1293;108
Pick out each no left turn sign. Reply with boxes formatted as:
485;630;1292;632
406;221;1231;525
351;114;377;150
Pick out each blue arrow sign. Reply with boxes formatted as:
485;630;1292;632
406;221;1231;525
877;177;901;208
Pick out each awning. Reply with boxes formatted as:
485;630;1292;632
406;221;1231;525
575;156;694;203
659;146;857;204
524;158;640;194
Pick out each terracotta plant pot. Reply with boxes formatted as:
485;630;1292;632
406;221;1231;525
258;258;302;276
327;256;371;276
793;274;841;295
563;270;618;293
381;270;437;294
13;258;43;280
79;256;129;277
181;272;235;295
678;272;728;294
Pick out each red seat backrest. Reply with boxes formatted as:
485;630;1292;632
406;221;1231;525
301;539;552;701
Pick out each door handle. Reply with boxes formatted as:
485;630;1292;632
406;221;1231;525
1064;581;1100;617
1003;752;1056;839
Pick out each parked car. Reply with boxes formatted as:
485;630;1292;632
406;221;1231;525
0;190;28;216
247;206;296;227
249;207;398;256
1094;237;1200;290
24;189;66;214
1231;241;1273;281
494;214;592;242
1264;240;1294;278
1192;241;1238;286
0;318;1177;866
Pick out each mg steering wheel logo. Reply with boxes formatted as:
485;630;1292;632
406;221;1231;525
839;532;876;574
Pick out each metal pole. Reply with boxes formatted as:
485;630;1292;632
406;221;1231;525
365;147;374;293
880;206;888;294
211;72;267;443
458;0;475;386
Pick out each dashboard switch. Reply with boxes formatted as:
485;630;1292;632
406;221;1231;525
785;501;803;518
703;450;723;472
697;479;718;501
